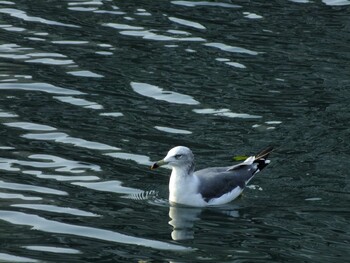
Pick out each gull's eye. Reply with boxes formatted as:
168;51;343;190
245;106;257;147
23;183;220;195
174;154;182;159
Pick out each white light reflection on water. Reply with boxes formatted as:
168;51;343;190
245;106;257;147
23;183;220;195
0;82;84;95
0;24;26;32
322;0;350;5
0;211;191;251
119;30;206;42
100;112;124;117
171;1;241;8
24;246;81;255
103;23;144;30
168;17;206;30
22;132;120;151
0;8;80;28
0;1;15;5
3;119;119;151
0;154;101;173
243;12;263;19
0;192;42;201
0;180;67;196
4;122;56;131
72;180;143;195
12;204;100;217
22;170;99;182
130;82;200;105
155;126;192;135
204;42;259;55
67;70;104;78
54;96;103;109
25;58;75;65
105;152;152;166
67;1;103;6
225;61;246;69
0;111;19;118
51;40;89;45
103;21;206;42
0;253;38;263
193;108;262;119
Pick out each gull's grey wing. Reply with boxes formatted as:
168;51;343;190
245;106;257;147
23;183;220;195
194;164;257;202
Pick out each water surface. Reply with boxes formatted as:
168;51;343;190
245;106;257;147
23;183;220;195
0;0;349;262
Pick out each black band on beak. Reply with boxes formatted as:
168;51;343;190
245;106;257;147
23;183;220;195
151;163;159;170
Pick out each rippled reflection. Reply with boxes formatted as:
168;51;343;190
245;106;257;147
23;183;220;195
0;211;190;251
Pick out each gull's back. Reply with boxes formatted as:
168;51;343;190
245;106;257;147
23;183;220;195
194;146;273;204
194;164;256;202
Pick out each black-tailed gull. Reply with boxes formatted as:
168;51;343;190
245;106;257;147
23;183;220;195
151;146;273;207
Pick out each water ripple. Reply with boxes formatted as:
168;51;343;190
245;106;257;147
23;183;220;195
0;24;26;32
0;8;79;28
0;210;191;251
103;22;144;30
51;40;89;45
12;204;100;217
54;96;103;109
23;170;99;182
0;180;67;196
0;155;101;173
154;126;192;134
0;82;84;95
103;20;206;42
22;132;120;151
100;112;123;118
322;0;350;6
67;70;104;78
24;246;81;254
0;1;15;5
243;12;263;19
4;122;56;131
0;192;42;201
105;152;152;166
0;111;18;118
168;17;206;30
72;180;143;195
204;42;259;55
193;108;262;119
119;30;205;42
25;58;75;65
0;253;38;263
171;1;241;8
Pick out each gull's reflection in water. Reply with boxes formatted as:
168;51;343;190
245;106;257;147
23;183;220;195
168;205;201;240
168;204;240;241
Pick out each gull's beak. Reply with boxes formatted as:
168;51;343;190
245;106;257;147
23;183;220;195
151;159;167;170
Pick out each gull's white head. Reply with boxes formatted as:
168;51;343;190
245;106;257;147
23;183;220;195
151;146;194;170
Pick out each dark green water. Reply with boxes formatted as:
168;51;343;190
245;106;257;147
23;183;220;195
0;0;349;262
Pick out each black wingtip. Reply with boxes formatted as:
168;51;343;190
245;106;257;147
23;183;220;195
254;146;274;172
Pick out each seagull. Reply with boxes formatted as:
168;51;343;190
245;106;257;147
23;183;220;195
151;146;273;207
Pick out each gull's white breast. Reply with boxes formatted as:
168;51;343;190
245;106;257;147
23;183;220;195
169;169;207;207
